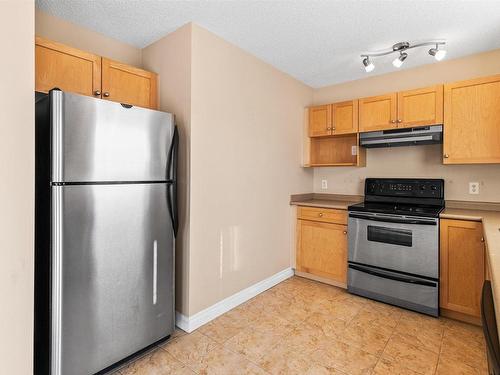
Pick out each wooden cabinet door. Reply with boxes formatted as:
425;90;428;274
440;219;484;317
359;93;397;132
443;75;500;164
101;58;158;109
297;220;347;284
397;85;443;129
309;105;332;137
35;36;101;97
332;100;358;135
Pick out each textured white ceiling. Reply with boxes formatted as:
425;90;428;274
36;0;500;88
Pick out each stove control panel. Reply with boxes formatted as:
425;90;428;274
366;178;444;199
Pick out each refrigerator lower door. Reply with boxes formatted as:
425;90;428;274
51;184;174;375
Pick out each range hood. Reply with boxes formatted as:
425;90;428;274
360;125;443;148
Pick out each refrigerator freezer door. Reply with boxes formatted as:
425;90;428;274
51;90;174;183
51;184;174;375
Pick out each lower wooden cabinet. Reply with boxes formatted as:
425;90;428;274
440;219;485;319
296;218;347;285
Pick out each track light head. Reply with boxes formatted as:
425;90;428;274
392;52;408;68
362;57;375;72
429;46;446;61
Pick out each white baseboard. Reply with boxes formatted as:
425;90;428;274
175;267;294;333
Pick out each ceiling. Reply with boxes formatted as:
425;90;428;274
36;0;500;88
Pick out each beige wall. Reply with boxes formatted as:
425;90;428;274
188;25;313;315
313;49;500;202
0;1;35;373
142;24;193;315
35;8;142;66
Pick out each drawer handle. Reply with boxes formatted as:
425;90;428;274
444;154;449;158
103;92;110;97
93;90;101;96
343;230;347;235
318;213;323;217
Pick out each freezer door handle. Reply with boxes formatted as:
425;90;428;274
166;126;179;236
348;263;437;287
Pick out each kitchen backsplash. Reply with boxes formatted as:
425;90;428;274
313;144;500;202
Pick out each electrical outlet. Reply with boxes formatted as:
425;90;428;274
469;182;480;195
321;179;328;190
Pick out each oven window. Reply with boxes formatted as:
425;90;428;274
367;225;412;247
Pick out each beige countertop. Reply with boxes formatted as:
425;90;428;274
290;193;362;210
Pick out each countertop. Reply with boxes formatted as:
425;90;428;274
290;193;362;210
291;194;500;328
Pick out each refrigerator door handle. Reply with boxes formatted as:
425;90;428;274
166;126;179;236
153;240;157;305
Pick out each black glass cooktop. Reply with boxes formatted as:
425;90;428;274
348;202;444;218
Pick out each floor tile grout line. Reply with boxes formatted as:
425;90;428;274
371;309;403;372
433;326;446;375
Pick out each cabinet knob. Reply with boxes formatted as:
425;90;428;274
481;237;485;243
103;92;110;97
390;120;396;124
332;127;336;131
444;154;449;158
318;213;323;217
93;90;101;96
343;230;347;235
396;119;402;123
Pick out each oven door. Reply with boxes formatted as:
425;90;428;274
348;212;439;279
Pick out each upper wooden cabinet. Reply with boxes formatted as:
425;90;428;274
332;100;358;135
35;37;158;110
309;100;359;137
443;75;500;164
440;219;485;318
101;58;157;109
35;37;101;97
359;85;443;132
397;85;443;129
308;105;332;137
358;93;397;132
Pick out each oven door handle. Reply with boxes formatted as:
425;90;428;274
348;213;437;225
349;264;437;287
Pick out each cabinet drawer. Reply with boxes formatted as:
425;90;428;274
297;206;347;224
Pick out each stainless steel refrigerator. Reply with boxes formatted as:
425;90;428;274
35;90;178;375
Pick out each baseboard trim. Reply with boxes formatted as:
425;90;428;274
175;267;294;332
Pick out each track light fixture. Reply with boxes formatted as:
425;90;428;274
361;40;446;72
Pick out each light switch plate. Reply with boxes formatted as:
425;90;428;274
351;146;357;156
469;182;480;195
321;180;328;190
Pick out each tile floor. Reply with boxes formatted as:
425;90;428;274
111;276;488;375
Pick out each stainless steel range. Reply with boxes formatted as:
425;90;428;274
347;178;444;316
